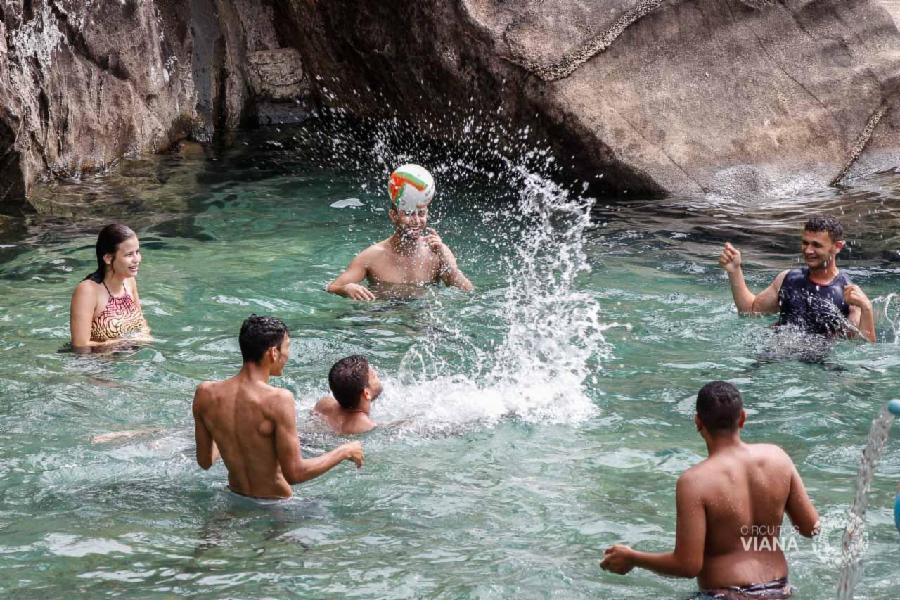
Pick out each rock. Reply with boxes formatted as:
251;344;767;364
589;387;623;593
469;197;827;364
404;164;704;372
247;48;306;100
4;0;900;205
279;0;900;198
255;100;311;126
0;0;311;210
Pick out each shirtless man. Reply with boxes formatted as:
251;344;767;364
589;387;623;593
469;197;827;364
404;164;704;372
601;381;819;598
313;355;382;435
192;315;364;499
719;215;875;342
326;165;473;300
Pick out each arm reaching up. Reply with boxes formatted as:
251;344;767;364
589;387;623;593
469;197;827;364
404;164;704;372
718;243;783;315
424;228;473;291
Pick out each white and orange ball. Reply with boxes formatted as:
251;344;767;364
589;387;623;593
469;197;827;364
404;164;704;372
388;164;435;213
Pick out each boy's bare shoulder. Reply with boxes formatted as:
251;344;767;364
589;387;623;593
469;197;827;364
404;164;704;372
194;380;217;398
748;443;793;465
314;395;338;414
360;240;390;257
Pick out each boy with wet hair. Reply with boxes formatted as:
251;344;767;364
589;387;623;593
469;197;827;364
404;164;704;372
314;355;383;434
719;214;875;342
192;315;364;499
803;214;843;241
601;381;819;599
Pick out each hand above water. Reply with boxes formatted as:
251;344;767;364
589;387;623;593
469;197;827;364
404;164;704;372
719;242;742;273
342;441;364;468
600;544;635;575
843;284;871;310
344;283;376;301
423;228;451;259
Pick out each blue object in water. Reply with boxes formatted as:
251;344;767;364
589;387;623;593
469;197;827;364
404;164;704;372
895;491;900;534
888;399;900;416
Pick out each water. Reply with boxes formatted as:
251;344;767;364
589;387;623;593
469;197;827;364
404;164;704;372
0;122;899;598
836;406;896;600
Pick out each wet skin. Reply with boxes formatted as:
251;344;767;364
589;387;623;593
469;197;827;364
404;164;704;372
601;411;820;589
192;335;364;498
69;235;151;351
718;229;876;342
314;366;383;435
327;206;473;300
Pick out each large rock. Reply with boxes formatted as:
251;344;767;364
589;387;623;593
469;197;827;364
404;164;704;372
0;0;310;210
3;0;900;207
278;0;900;197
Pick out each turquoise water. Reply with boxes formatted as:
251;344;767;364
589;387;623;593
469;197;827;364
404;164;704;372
0;124;899;598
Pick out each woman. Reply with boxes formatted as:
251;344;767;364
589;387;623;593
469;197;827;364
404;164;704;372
70;224;150;350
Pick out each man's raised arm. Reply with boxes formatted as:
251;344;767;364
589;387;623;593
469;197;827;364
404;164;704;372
719;243;782;315
273;391;364;484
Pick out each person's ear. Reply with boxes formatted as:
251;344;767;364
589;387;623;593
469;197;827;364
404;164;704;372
104;253;113;265
738;409;747;429
834;240;845;252
694;414;703;432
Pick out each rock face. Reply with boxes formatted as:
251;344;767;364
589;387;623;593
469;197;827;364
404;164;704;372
0;0;310;210
280;0;900;197
3;0;900;208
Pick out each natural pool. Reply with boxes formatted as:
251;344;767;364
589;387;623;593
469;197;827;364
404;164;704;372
0;123;898;598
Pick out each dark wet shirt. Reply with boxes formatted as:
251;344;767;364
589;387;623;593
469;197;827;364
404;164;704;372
776;268;850;336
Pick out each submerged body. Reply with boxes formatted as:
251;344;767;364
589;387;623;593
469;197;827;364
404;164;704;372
327;183;473;301
192;318;363;499
313;356;382;435
70;226;151;350
719;216;875;343
314;395;377;435
601;382;819;596
683;442;808;590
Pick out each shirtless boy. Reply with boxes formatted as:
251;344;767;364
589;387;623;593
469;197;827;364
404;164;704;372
719;215;875;342
601;381;819;598
314;355;382;435
326;165;473;300
192;315;363;499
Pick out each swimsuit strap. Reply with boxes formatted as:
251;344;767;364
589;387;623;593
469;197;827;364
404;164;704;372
102;280;128;299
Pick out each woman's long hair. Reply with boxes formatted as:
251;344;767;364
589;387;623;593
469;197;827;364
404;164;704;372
84;224;136;283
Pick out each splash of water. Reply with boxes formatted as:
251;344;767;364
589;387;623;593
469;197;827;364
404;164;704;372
380;166;607;434
286;109;609;433
835;404;895;600
878;292;899;344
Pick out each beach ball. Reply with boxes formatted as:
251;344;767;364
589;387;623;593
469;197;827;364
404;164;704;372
388;164;435;213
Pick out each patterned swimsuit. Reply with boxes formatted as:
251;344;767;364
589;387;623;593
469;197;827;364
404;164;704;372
90;282;145;342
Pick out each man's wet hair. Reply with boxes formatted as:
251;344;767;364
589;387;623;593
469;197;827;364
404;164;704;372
239;314;288;363
696;381;743;433
328;355;370;410
804;215;844;242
